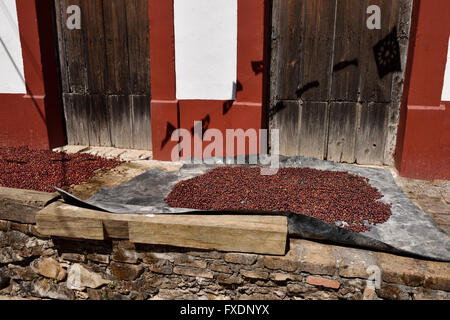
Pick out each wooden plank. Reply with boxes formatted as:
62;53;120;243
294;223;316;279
107;95;133;148
270;0;306;100
126;0;151;94
36;202;288;255
298;102;329;159
58;0;87;93
103;0;130;94
87;94;112;146
359;0;400;103
131;95;152;150
300;0;336;101
129;215;287;255
272;101;301;156
36;203;104;240
62;93;90;145
327;102;358;163
54;0;69;93
82;0;107;93
355;103;389;165
331;0;365;101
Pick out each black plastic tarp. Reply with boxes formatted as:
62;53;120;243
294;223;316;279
54;156;450;262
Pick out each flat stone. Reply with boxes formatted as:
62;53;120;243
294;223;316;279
87;253;110;264
173;255;207;269
362;287;376;300
413;287;450;300
422;261;450;291
376;283;410;300
240;269;269;280
110;262;143;281
67;264;110;290
36;258;66;281
299;240;337;276
173;266;213;279
53;145;88;154
61;253;86;263
32;278;74;300
263;239;303;272
7;264;37;281
216;274;243;285
209;262;232;274
334;246;378;278
270;273;303;282
306;276;340;290
112;241;139;264
148;260;173;275
378;252;424;287
224;253;258;265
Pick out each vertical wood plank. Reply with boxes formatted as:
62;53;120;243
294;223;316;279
103;0;130;94
108;95;133;148
126;0;151;94
63;93;90;145
83;0;107;93
131;95;152;150
300;0;336;101
355;103;389;164
273;101;301;156
271;0;306;100
359;0;400;103
298;102;329;159
327;102;358;163
59;0;87;93
331;0;365;101
87;95;112;146
54;0;69;93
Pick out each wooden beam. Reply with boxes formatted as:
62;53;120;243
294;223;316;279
129;214;288;255
36;202;288;255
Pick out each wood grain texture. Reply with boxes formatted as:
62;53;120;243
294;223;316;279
300;0;336;101
273;101;301;156
327;102;358;163
62;93;90;145
359;0;400;103
35;202;288;255
55;0;152;149
129;215;288;255
298;102;329;160
355;103;389;164
331;0;365;101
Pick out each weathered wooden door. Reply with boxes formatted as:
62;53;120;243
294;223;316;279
269;0;411;165
55;0;151;150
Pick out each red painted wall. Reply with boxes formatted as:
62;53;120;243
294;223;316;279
395;0;450;180
0;0;65;150
149;0;268;161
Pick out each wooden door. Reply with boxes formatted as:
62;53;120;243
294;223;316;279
54;0;152;150
269;0;411;165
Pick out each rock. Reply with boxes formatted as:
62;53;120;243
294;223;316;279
240;269;269;280
67;264;110;291
224;253;258;265
0;270;10;290
148;260;173;275
217;274;243;285
32;279;74;300
36;258;66;281
376;283;411;300
61;253;86;263
110;262;143;281
306;276;340;290
112;241;138;264
173;266;213;279
87;253;110;264
7;264;37;281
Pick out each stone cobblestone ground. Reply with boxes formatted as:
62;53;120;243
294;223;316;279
393;174;450;235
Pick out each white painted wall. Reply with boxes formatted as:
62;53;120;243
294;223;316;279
442;37;450;101
174;0;237;100
0;0;26;94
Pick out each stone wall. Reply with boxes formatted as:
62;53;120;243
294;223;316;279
0;219;449;300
